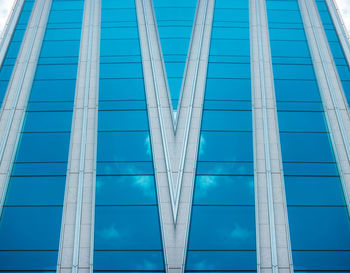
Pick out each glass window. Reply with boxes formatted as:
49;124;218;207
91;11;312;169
0;251;58;271
186;250;257;271
273;64;315;80
188;206;256;250
288;206;350;250
198;132;253;161
97;162;154;176
97;132;152;161
284;176;345;205
94;206;162;250
35;64;78;80
100;63;143;79
196;162;254;175
11;162;68;176
207;63;250;79
292;251;350;271
280;132;335;162
15;132;71;162
205;79;251;101
274;80;320;102
193;176;254;205
0;207;62;250
100;40;141;56
99;79;145;100
93;251;164;271
40;41;81;57
5;176;65;205
278;111;327;132
96;176;157;205
22;111;72;132
201;110;252;131
29;80;76;102
98;110;148;131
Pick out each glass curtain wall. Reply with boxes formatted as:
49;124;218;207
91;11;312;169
315;0;350;106
266;0;350;271
93;0;165;271
0;0;84;271
0;0;35;107
186;0;256;271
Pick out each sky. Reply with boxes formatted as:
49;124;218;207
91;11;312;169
0;0;349;37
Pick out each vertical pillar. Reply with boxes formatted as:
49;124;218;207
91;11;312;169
136;0;214;272
251;0;294;272
57;0;100;272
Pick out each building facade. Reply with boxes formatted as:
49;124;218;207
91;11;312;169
0;0;349;273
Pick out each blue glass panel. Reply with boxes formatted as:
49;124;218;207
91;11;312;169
202;110;251;130
5;176;65;205
102;0;135;9
207;63;250;78
12;162;68;176
94;206;162;250
100;39;140;56
40;41;81;57
196;162;254;175
280;132;335;162
29;80;76;101
94;251;164;271
278;111;327;132
288;206;350;250
22;111;72;132
15;132;71;162
273;64;315;80
292;251;350;271
98;110;149;131
274;80;320;102
0;251;58;270
97;162;154;176
96;176;157;205
186;251;257;271
193;176;254;205
283;162;338;176
35;64;78;79
188;206;255;250
205;78;251;101
0;207;62;250
99;79;145;100
100;63;143;78
285;176;345;205
97;132;152;161
198;132;253;161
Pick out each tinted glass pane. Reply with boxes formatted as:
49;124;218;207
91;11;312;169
94;206;162;250
0;207;62;250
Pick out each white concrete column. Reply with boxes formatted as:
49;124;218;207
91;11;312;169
175;0;214;271
136;0;214;272
0;0;51;216
299;0;350;216
252;1;294;273
57;0;100;272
